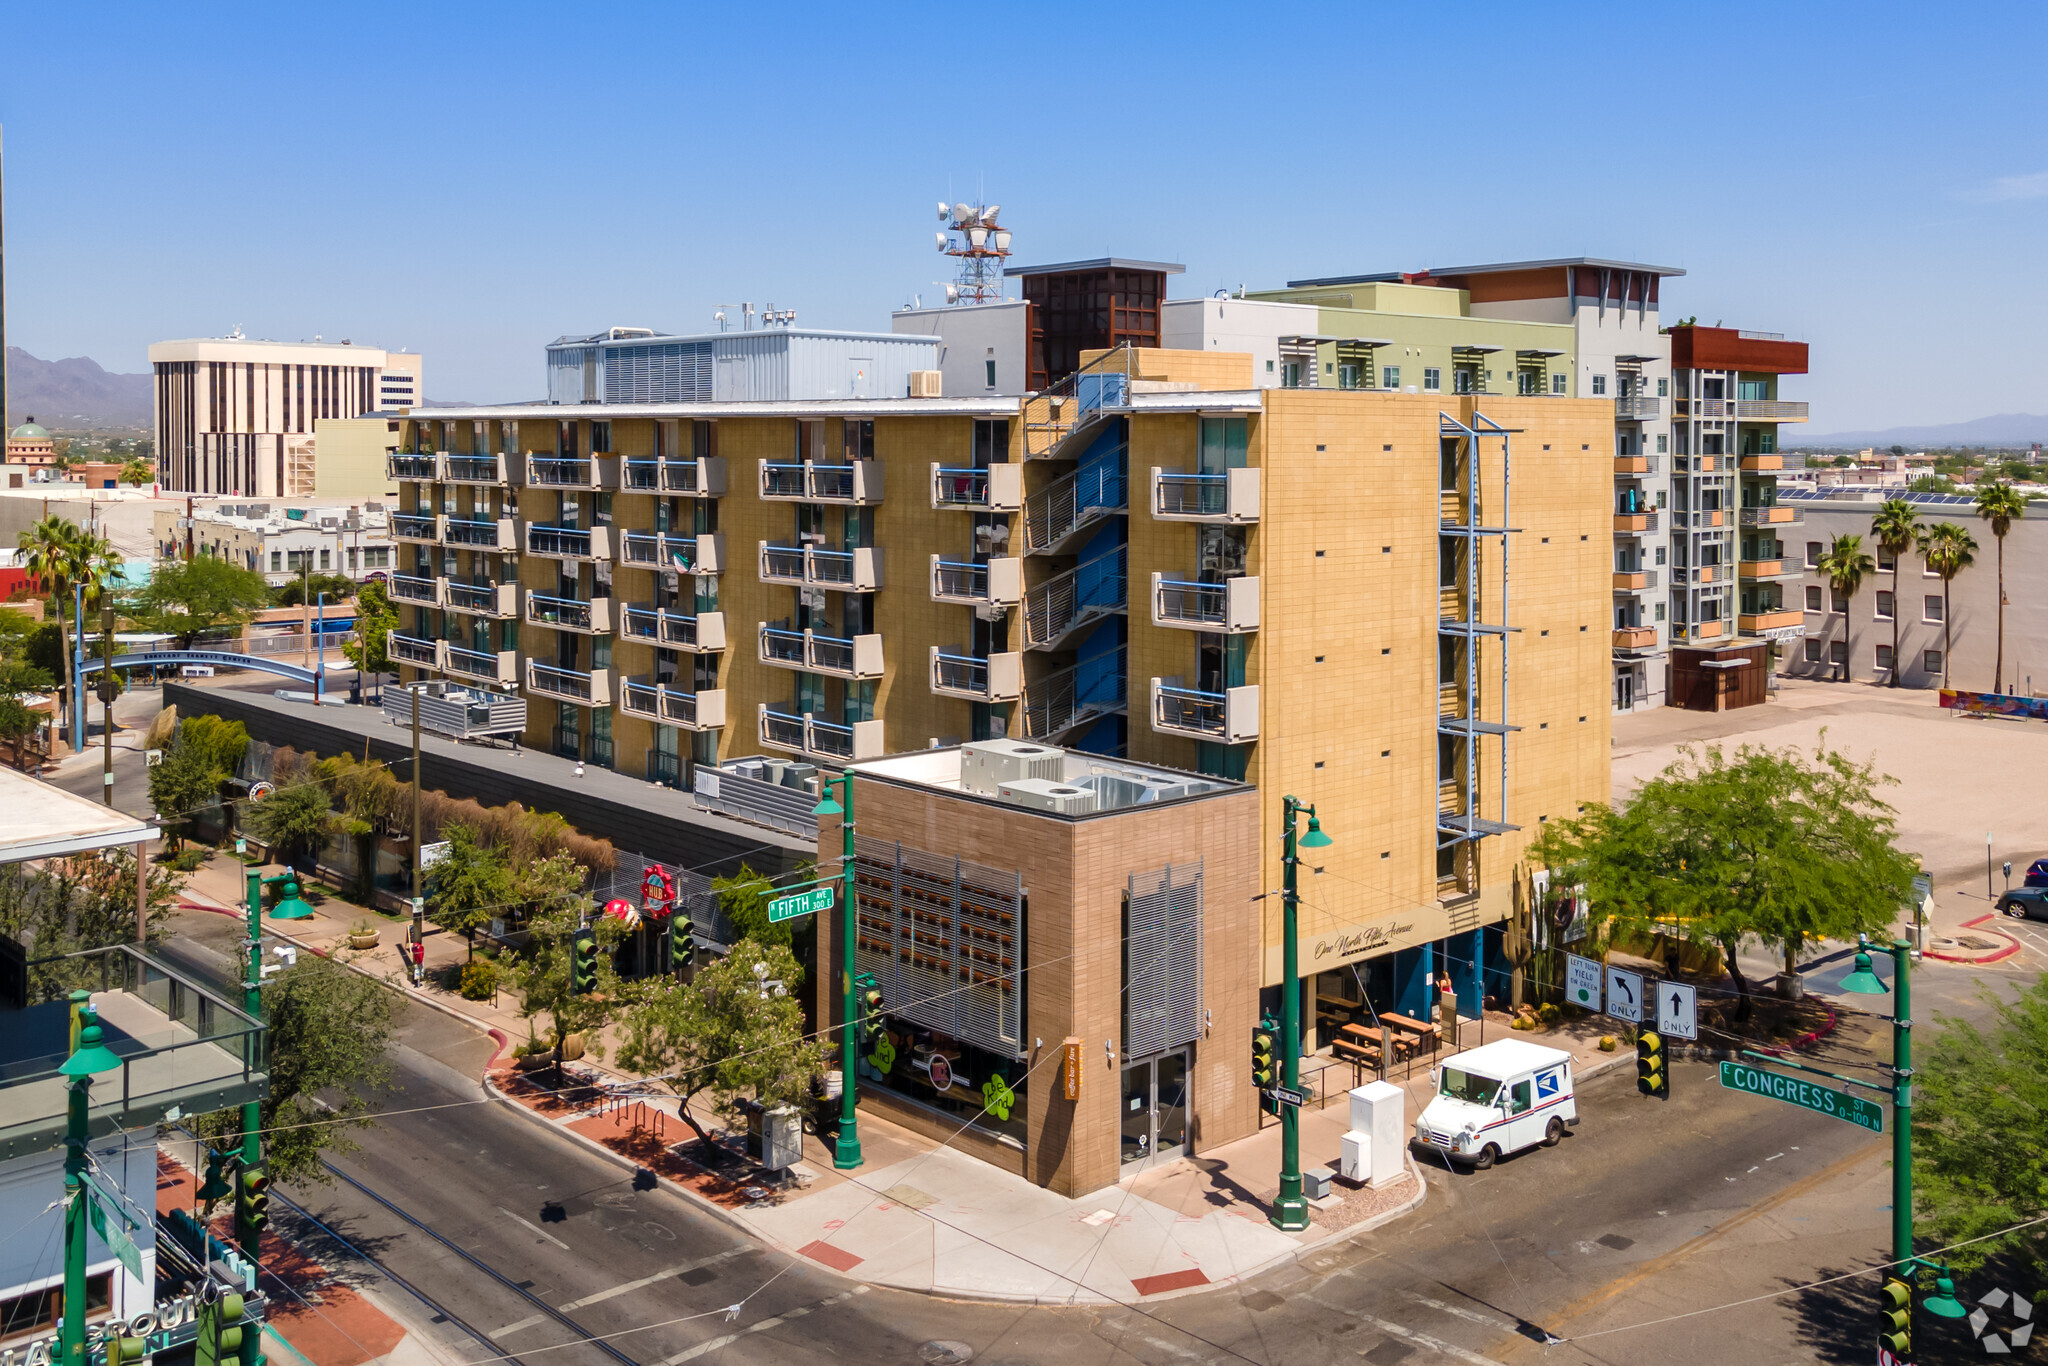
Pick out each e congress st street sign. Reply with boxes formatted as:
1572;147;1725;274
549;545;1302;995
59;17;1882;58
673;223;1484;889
1718;1060;1884;1133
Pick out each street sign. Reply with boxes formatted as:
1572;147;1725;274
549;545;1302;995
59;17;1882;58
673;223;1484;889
1605;967;1644;1024
1718;1060;1883;1132
1658;982;1698;1041
1565;953;1602;1009
768;884;834;923
1268;1084;1311;1109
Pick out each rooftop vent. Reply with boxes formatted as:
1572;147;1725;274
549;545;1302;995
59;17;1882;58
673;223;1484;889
960;738;1064;795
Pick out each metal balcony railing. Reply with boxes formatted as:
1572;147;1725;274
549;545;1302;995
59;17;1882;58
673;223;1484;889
526;524;609;559
444;516;512;549
620;678;727;730
620;605;726;652
1151;467;1260;523
623;458;662;490
1020;645;1127;741
929;649;1023;702
1150;680;1259;743
1023;451;1127;555
1020;344;1140;459
1738;505;1802;527
1151;575;1259;632
620;531;720;573
444;454;506;484
525;661;611;706
392;512;441;542
525;592;610;633
756;542;881;591
390;633;442;668
1614;396;1661;420
930;556;1024;607
390;573;442;606
526;456;597;488
661;457;726;496
756;706;884;763
388;453;440;481
760;462;809;498
808;631;883;678
930;463;1023;511
444;643;517;684
445;580;516;617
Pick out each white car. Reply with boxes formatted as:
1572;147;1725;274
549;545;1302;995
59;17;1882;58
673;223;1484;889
1414;1039;1577;1169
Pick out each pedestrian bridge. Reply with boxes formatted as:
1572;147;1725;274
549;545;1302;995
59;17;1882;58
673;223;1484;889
79;649;319;687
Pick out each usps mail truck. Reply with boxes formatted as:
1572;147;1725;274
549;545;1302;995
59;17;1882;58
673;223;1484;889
1414;1039;1577;1169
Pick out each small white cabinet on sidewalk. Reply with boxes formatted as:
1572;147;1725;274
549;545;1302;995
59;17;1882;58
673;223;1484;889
1342;1081;1406;1187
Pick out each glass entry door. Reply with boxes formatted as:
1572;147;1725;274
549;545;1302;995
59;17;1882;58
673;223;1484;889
1120;1051;1190;1169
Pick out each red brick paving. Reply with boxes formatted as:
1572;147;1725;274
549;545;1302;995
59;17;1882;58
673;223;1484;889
796;1240;863;1273
1129;1268;1210;1296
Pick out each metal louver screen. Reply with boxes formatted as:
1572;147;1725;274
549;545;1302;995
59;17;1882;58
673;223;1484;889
1124;862;1203;1057
600;342;715;403
853;835;1025;1060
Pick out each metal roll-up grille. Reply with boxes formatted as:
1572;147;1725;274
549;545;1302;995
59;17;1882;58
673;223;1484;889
853;835;1024;1059
1124;862;1203;1057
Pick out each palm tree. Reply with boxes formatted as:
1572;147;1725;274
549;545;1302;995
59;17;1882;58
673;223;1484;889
14;517;120;743
1917;522;1977;689
1870;498;1920;687
1815;533;1876;681
1973;480;2027;693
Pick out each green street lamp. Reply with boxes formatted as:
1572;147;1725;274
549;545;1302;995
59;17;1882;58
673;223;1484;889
1923;1267;1969;1319
813;774;861;1170
59;1001;122;1366
1272;796;1332;1232
1841;935;1918;1308
262;873;316;921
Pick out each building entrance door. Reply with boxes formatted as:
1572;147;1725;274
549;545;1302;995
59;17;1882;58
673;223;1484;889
1119;1051;1190;1169
1616;668;1634;711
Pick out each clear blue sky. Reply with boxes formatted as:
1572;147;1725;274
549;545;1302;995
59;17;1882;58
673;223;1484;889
4;1;2042;431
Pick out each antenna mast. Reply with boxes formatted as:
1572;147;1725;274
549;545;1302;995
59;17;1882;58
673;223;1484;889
933;198;1011;304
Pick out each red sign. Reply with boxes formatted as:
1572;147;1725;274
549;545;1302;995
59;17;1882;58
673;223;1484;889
928;1054;953;1092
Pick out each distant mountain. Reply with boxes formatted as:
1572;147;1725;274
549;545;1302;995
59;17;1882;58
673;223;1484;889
4;347;153;432
1802;413;2048;449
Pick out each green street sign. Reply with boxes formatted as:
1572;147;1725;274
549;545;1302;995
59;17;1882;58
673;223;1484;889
1718;1060;1884;1132
768;885;834;924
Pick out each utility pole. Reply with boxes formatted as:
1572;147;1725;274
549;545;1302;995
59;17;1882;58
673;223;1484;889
314;592;325;705
410;685;424;953
71;581;85;754
812;774;862;1169
299;564;310;673
100;606;115;806
58;993;122;1366
1272;795;1332;1232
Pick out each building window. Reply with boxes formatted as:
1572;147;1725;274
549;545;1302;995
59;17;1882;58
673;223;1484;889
1422;367;1440;392
1830;640;1848;665
1805;541;1823;567
1381;365;1400;390
347;546;358;571
1655;433;1667;453
270;550;281;572
984;359;996;389
1654;602;1665;621
319;548;331;570
1924;595;1944;622
1265;359;1274;373
1552;373;1567;395
1877;550;1895;571
1804;585;1823;612
1924;649;1944;673
1804;638;1822;662
1592;375;1607;396
0;1272;112;1339
1875;590;1894;620
1738;380;1770;400
1657;378;1669;397
1337;362;1363;389
1831;590;1848;615
1876;644;1895;671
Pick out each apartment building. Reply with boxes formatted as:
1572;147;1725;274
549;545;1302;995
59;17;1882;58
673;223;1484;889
149;336;422;497
387;340;1612;1067
150;501;395;585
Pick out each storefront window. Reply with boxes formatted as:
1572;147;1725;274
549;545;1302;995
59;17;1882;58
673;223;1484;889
862;1020;1027;1143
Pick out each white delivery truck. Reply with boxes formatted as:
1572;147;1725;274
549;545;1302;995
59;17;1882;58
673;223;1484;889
1414;1039;1577;1169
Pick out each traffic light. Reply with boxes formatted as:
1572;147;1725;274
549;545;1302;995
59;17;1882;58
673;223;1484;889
235;1165;270;1242
1877;1275;1912;1357
673;916;696;969
102;1331;145;1366
1252;1017;1279;1115
857;980;886;1051
197;1149;235;1212
195;1291;247;1366
571;926;597;994
1636;1030;1668;1099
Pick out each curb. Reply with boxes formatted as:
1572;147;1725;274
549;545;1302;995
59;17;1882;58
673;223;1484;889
1926;915;2022;964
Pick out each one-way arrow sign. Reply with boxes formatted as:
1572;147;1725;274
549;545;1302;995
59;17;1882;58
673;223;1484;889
1658;982;1698;1041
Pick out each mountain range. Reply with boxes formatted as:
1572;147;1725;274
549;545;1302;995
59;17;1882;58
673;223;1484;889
1801;412;2048;449
4;347;153;432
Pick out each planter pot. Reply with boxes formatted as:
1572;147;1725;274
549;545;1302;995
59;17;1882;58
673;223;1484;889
559;1033;587;1062
349;930;380;949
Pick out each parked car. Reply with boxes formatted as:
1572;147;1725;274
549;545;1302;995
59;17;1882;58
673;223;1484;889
1997;885;2048;921
1414;1039;1577;1170
2023;858;2048;888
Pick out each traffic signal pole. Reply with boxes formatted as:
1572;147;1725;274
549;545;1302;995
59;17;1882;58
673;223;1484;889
1271;795;1331;1232
1888;937;1913;1277
829;774;861;1170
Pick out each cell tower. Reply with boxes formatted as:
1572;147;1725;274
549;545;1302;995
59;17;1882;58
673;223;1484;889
934;199;1011;304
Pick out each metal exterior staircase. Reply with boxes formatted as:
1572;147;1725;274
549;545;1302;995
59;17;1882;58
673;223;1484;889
1023;451;1126;556
1020;645;1127;742
1022;545;1127;651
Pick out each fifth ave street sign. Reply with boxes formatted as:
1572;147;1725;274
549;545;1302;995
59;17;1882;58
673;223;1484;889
1718;1060;1884;1132
768;885;834;923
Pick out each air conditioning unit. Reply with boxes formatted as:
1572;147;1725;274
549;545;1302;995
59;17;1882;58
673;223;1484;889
996;778;1099;816
960;738;1065;794
910;370;943;398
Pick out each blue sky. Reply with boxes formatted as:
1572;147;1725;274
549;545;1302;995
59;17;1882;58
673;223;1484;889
3;1;2043;430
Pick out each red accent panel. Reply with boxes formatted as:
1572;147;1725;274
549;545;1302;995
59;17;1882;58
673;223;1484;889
1131;1268;1211;1296
1669;326;1809;375
798;1239;865;1272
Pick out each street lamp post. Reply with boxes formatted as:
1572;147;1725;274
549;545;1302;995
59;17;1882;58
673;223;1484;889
1271;794;1332;1233
58;996;123;1366
812;774;861;1169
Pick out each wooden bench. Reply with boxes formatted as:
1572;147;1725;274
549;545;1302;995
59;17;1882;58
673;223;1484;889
1330;1023;1384;1070
1377;1012;1443;1058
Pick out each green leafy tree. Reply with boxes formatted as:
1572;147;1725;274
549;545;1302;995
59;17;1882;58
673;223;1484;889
710;861;799;948
507;895;628;1065
1973;480;2029;693
616;940;825;1145
0;657;55;770
0;849;184;973
271;573;355;608
1908;474;1957;494
23;620;63;681
16;516;117;736
117;459;154;487
1917;521;1977;688
244;781;336;870
1870;498;1919;687
134;553;271;648
427;822;514;942
1529;740;1919;1021
1815;533;1875;679
195;953;395;1185
145;716;249;849
342;579;396;693
1913;974;2048;1276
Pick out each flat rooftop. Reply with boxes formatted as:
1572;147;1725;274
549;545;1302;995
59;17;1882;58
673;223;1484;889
1004;257;1187;277
0;767;155;862
1288;256;1687;287
855;741;1238;819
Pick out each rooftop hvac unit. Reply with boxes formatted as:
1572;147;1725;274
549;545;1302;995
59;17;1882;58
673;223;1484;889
910;370;944;398
996;778;1099;816
960;738;1065;795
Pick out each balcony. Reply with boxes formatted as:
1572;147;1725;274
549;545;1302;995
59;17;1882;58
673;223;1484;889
390;572;444;607
621;458;664;492
525;592;613;635
1613;454;1661;476
388;453;441;481
756;625;884;679
1738;609;1806;637
756;460;883;505
664;456;727;496
524;660;613;707
929;648;1023;702
390;633;444;669
620;530;723;574
391;512;443;544
1613;510;1659;533
1736;400;1808;423
930;556;1023;608
620;604;726;653
757;705;885;764
1739;454;1784;471
1149;467;1260;523
1612;569;1660;592
526;523;612;561
444;515;517;550
445;579;518;618
930;463;1023;512
444;643;519;686
1149;679;1259;743
1611;626;1659;651
444;453;509;485
1739;505;1801;527
525;455;609;489
619;678;727;731
1738;559;1802;581
1151;575;1260;633
1675;565;1722;584
757;542;883;592
1615;396;1661;421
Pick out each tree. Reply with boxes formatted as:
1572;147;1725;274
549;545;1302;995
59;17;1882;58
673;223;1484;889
342;579;396;697
1870;498;1920;687
271;573;355;608
195;953;395;1185
16;515;116;738
1917;521;1977;688
1528;740;1919;1022
117;459;154;487
507;896;629;1065
616;940;825;1146
0;850;187;1001
133;553;271;648
0;657;55;770
1814;534;1875;680
146;716;248;849
427;822;513;943
1913;973;2048;1277
710;862;796;949
1974;480;2028;693
244;781;336;870
1908;474;1957;495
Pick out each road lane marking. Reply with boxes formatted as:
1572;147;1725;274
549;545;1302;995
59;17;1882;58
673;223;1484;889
1360;1316;1509;1366
660;1286;867;1364
1399;1293;1514;1329
496;1207;570;1250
